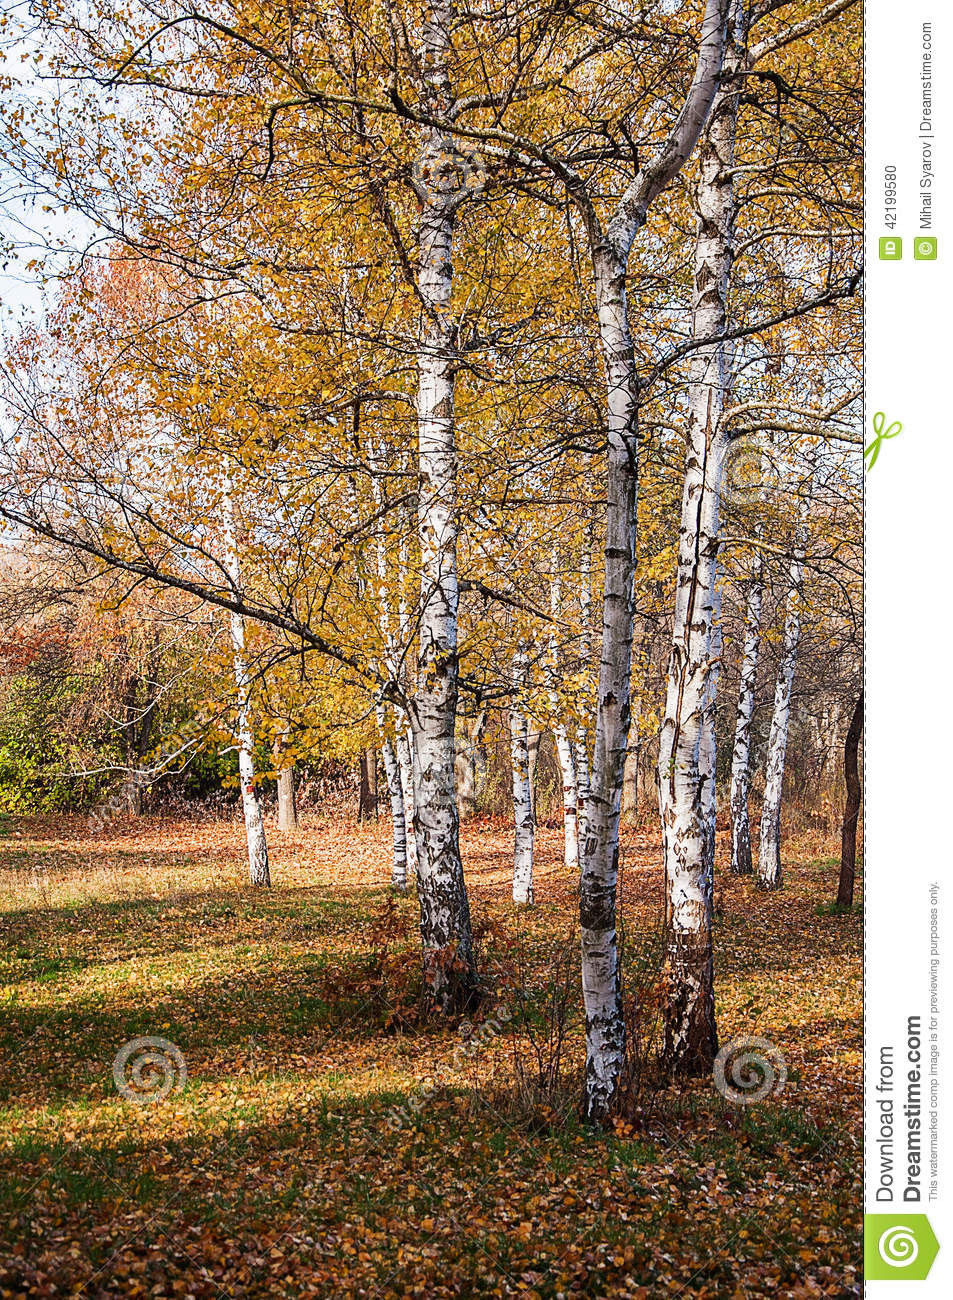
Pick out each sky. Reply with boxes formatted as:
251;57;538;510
0;7;96;326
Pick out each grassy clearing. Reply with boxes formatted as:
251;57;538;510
0;814;860;1297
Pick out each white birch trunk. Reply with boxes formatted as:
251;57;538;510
569;0;730;1114
574;735;591;850
579;246;638;1121
549;568;579;869
456;704;488;819
396;724;419;878
371;437;410;888
221;477;270;888
396;527;419;880
575;528;593;851
657;0;743;1074
510;649;535;904
757;541;805;889
276;765;298;832
553;724;580;870
409;0;476;1005
699;574;722;867
729;556;764;874
378;705;408;891
656;436;721;1073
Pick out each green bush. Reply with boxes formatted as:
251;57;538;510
0;673;114;812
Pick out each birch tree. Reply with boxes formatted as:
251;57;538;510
1;0;861;1062
653;0;860;1071
396;530;420;881
728;553;764;874
509;648;535;905
275;753;298;832
403;0;483;1004
574;525;594;849
371;438;412;889
656;0;742;1076
378;706;409;891
549;569;579;869
757;517;806;889
837;690;862;907
566;0;732;1117
700;575;723;869
221;473;270;888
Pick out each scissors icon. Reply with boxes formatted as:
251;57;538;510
864;412;902;470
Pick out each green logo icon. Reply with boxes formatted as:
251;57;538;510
865;411;903;470
879;237;903;260
914;236;938;260
864;1214;939;1280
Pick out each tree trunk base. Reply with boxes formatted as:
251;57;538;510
422;945;481;1015
276;767;298;832
837;692;863;908
662;933;717;1077
249;860;271;888
581;1017;626;1126
729;825;753;875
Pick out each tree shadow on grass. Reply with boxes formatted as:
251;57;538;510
0;882;404;968
0;943;443;1105
0;1079;860;1299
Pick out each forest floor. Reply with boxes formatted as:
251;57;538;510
0;811;861;1299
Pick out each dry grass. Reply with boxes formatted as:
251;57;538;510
0;811;860;1298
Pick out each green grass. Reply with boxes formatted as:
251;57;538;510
0;814;862;1297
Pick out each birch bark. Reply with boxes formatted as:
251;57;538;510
276;764;298;832
409;0;476;1005
756;532;805;889
575;0;731;1117
578;245;640;1118
221;476;270;888
510;649;535;905
575;525;593;849
372;442;410;886
396;529;419;879
656;438;722;1073
729;555;764;874
837;691;863;907
550;569;579;868
553;724;580;869
396;725;419;878
378;705;408;891
574;736;591;850
657;0;743;1075
700;575;723;867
